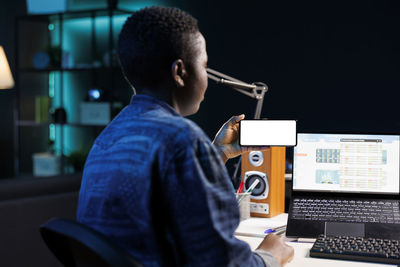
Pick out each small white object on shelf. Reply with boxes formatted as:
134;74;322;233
80;102;111;126
32;152;61;176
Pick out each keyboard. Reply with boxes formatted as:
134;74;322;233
310;234;400;265
291;198;400;224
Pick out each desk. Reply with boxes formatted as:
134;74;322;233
235;214;396;267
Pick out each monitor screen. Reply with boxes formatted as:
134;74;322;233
293;133;400;194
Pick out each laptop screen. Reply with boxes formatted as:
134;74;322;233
293;133;400;194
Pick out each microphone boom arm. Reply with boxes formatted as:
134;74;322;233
206;67;268;119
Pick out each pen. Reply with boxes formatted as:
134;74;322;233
264;229;276;234
264;225;286;234
245;179;259;194
274;228;286;235
237;180;260;203
237;181;244;194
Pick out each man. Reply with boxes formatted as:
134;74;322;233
77;6;293;267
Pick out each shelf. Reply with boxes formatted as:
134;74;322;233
17;8;133;22
14;7;132;176
19;66;121;73
67;122;107;127
17;120;107;127
17;121;50;127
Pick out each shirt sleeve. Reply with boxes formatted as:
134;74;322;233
160;135;270;267
255;250;281;267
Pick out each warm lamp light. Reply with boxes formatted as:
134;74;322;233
0;46;14;89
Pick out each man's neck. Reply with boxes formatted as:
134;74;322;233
135;86;181;115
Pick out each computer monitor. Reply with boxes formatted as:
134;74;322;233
293;133;400;194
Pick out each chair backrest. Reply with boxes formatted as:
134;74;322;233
40;218;142;267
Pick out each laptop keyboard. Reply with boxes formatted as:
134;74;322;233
291;198;400;224
310;234;400;264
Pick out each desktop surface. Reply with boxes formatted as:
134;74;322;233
235;214;396;267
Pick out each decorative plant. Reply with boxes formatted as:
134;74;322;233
66;150;89;172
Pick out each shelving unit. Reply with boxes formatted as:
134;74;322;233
13;8;133;176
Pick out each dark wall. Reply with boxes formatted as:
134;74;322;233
0;0;26;178
181;0;400;137
1;0;400;177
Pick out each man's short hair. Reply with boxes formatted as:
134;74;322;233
118;6;199;89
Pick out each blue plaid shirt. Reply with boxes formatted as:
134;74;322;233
77;94;270;266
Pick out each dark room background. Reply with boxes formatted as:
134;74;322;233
1;0;400;178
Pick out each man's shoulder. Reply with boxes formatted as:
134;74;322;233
151;115;207;143
97;108;208;149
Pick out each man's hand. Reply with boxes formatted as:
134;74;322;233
212;115;246;163
213;115;267;163
257;234;294;266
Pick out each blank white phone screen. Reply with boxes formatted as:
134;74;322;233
240;120;297;146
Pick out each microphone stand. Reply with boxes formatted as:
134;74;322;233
206;68;268;120
206;68;269;186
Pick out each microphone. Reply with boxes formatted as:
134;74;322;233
207;67;257;90
216;78;257;90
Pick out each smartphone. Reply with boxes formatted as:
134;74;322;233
239;120;297;146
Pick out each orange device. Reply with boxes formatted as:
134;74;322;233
241;147;286;218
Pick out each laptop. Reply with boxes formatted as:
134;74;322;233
286;133;400;240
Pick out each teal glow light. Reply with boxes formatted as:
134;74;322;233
48;72;56;151
48;23;55;31
49;72;55;98
49;124;56;141
119;0;167;11
61;15;130;67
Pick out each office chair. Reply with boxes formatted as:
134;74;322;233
40;218;142;267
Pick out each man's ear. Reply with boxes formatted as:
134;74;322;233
171;59;186;88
